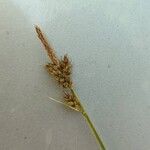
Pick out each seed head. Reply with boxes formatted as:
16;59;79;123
64;92;81;111
35;26;73;88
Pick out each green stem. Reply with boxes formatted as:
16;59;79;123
83;112;106;150
71;88;106;150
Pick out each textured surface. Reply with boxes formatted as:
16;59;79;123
0;0;150;150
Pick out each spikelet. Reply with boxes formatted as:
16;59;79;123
35;26;72;88
35;26;59;65
64;92;81;111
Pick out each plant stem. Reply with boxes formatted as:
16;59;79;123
82;112;106;150
71;88;106;150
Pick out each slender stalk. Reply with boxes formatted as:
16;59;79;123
83;112;106;150
71;88;106;150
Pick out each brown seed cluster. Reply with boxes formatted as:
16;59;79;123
64;92;81;111
35;26;82;110
46;55;72;88
35;26;72;88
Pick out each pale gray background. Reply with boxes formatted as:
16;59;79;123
0;0;150;150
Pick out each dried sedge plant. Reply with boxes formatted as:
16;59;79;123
35;26;106;150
